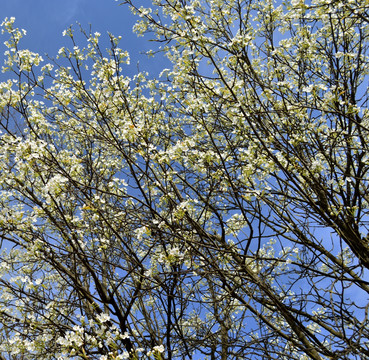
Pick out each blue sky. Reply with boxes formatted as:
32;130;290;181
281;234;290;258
1;0;160;76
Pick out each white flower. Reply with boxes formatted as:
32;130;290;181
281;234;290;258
97;313;111;323
147;344;165;357
153;344;165;353
116;352;130;359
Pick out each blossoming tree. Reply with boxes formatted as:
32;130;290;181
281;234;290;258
0;0;369;359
